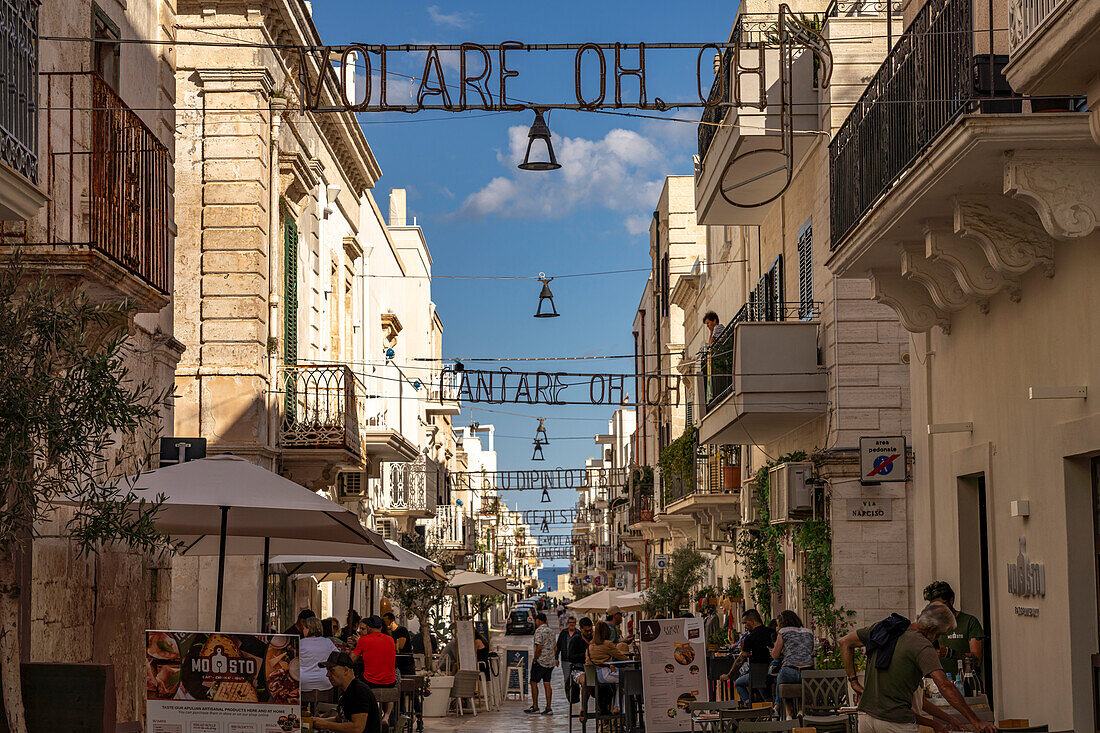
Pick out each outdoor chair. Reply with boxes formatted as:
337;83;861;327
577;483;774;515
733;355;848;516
775;683;802;719
735;721;801;733
685;700;769;733
747;662;771;704
373;684;401;733
799;669;851;733
583;663;623;733
449;670;480;716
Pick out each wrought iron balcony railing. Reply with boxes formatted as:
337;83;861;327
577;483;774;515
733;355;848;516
700;301;821;412
425;503;467;550
383;455;439;514
279;364;361;455
828;0;1082;249
0;0;38;184
430;370;462;402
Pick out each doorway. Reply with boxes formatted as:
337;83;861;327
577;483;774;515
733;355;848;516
1092;457;1100;732
957;474;994;704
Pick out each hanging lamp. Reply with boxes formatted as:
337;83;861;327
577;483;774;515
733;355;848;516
535;417;549;444
532;439;546;461
518;108;562;171
540;488;551;503
534;273;559;318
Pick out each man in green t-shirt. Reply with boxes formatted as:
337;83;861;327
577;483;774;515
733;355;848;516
839;603;996;733
923;580;984;677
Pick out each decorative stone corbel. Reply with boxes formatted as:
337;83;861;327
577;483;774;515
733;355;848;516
900;242;969;312
869;268;951;334
1004;149;1100;240
954;195;1056;278
924;220;1019;302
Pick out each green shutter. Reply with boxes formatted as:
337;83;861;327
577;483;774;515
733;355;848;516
283;217;299;420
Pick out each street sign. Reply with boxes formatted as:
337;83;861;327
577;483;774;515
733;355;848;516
654;554;669;570
615;578;624;588
594;576;603;586
846;498;892;520
859;436;907;483
584;574;592;583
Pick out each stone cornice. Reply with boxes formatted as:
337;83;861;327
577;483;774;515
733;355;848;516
193;67;276;95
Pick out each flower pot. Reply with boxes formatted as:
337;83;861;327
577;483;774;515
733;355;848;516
421;676;454;717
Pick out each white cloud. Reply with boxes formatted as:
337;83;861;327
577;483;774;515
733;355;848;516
427;5;476;29
459;126;668;228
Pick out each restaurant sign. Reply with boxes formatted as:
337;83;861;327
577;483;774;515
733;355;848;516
639;618;710;732
146;630;301;733
1007;537;1045;597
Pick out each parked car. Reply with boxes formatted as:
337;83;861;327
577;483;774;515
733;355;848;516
506;608;535;635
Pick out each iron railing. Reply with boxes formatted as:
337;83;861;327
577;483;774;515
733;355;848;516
629;487;654;524
1007;0;1065;53
0;0;38;183
430;370;462;402
828;0;1056;249
700;301;821;412
425;503;467;550
382;455;439;514
279;364;361;455
3;72;171;291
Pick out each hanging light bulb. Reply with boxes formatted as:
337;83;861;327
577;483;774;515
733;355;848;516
534;273;560;318
532;439;546;461
534;417;549;444
518;108;561;171
540;488;551;503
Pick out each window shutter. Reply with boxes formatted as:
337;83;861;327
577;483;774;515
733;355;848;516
283;217;299;420
798;220;813;320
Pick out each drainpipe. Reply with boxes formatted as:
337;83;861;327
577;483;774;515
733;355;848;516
268;98;287;458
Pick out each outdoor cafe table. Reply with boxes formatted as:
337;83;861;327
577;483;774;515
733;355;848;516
688;702;773;733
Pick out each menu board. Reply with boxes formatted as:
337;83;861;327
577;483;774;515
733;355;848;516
146;630;301;733
639;618;710;733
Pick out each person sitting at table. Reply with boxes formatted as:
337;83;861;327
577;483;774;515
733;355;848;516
350;615;396;726
718;609;775;707
771;610;814;716
605;606;635;645
314;651;382;733
586;621;629;715
474;628;491;678
301;617;340;707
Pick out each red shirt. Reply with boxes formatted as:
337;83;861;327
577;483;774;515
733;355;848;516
353;632;396;685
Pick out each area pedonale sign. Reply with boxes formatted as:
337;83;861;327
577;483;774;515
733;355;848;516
297;5;831;114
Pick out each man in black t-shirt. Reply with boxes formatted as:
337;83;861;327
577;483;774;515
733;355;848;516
718;610;775;705
315;651;381;733
383;612;415;676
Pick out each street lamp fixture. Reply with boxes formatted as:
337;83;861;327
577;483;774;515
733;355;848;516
534;273;559;318
518;108;561;171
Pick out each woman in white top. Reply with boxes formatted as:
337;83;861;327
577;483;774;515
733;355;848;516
770;610;815;715
299;616;339;703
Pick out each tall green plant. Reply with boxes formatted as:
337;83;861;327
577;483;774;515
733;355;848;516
735;451;807;618
793;518;854;647
642;546;710;617
658;426;696;503
389;532;451;672
0;259;172;733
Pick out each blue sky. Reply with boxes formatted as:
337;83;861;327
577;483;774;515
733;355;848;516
310;1;736;558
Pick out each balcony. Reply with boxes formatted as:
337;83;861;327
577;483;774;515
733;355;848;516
0;0;45;221
826;0;1093;327
661;446;742;524
1005;0;1100;139
698;303;826;446
279;365;362;487
359;404;418;463
1;72;171;312
424;503;472;553
379;455;439;519
695;12;824;226
425;370;461;416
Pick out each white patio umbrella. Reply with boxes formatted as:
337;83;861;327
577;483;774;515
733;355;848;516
567;588;630;612
121;454;392;630
448;570;509;596
616;590;647;612
270;539;446;582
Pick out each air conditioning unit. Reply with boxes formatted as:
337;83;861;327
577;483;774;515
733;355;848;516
769;461;814;524
740;483;759;525
374;518;399;542
337;471;366;499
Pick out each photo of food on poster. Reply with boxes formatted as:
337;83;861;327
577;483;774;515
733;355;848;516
146;630;301;732
639;618;710;733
